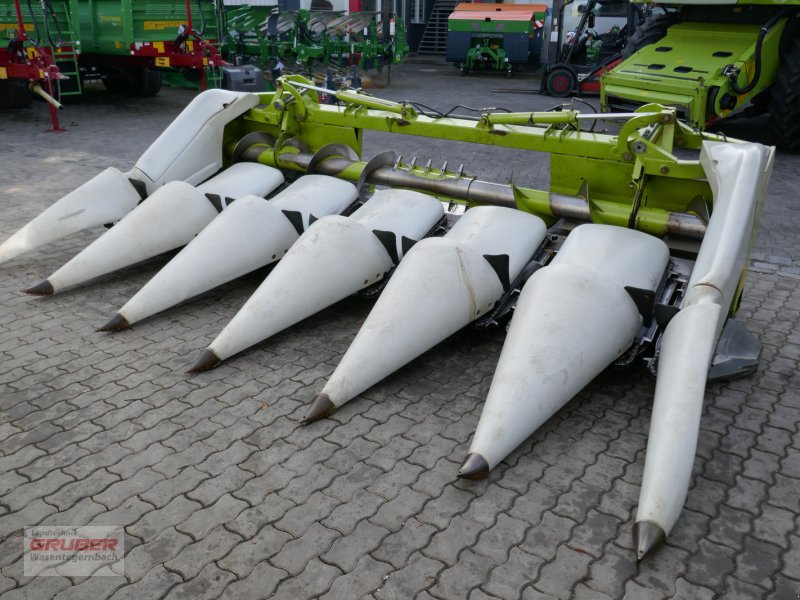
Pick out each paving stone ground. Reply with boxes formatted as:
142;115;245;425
0;58;798;600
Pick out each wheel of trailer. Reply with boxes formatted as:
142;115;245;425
768;39;800;151
0;79;32;108
545;67;576;97
129;67;163;97
621;13;677;59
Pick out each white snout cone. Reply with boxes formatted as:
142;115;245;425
635;140;773;559
198;189;445;373
462;224;670;480
102;175;358;330
0;168;142;265
25;163;283;295
308;206;547;422
1;89;259;265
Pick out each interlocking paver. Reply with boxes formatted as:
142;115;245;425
140;466;209;508
270;522;339;575
376;552;445;600
0;575;72;600
164;526;242;579
323;519;390;572
373;517;437;570
119;527;193;582
273;490;340;538
535;545;593;599
128;495;201;540
176;493;248;539
364;487;427;534
218;561;287;599
4;470;73;512
163;563;235;600
270;557;341;600
107;565;181;600
425;515;486;566
321;555;391;600
227;493;297;539
217;524;292;578
51;575;125;600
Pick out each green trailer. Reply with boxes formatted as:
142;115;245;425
600;0;800;148
0;0;226;100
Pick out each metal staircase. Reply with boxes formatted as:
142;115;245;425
416;0;457;54
52;1;82;97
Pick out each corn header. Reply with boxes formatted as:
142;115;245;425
0;80;774;560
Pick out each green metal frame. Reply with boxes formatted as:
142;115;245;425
225;77;738;243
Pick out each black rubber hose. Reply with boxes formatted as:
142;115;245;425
729;9;790;94
42;0;63;49
25;0;41;46
215;0;227;42
195;0;207;36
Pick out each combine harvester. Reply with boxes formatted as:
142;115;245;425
0;77;774;560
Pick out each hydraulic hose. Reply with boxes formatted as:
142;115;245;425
195;0;207;36
729;9;790;94
24;0;41;46
42;0;63;49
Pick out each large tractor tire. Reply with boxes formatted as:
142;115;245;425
130;68;163;97
0;79;32;108
621;13;677;59
768;39;800;152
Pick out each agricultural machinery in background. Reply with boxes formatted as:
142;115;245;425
446;3;546;76
601;0;800;149
0;0;226;107
540;0;642;96
222;7;408;85
0;79;774;561
0;0;64;128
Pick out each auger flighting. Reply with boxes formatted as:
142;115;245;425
0;81;775;562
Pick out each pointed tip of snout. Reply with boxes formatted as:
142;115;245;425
98;313;130;332
301;393;335;425
24;279;54;296
187;349;221;373
633;521;666;560
457;453;490;480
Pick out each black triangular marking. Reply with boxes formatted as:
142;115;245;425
128;178;148;201
401;236;417;258
483;254;511;292
282;210;304;235
624;286;656;326
308;213;318;226
372;230;399;264
224;196;236;209
205;193;225;213
655;303;680;328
